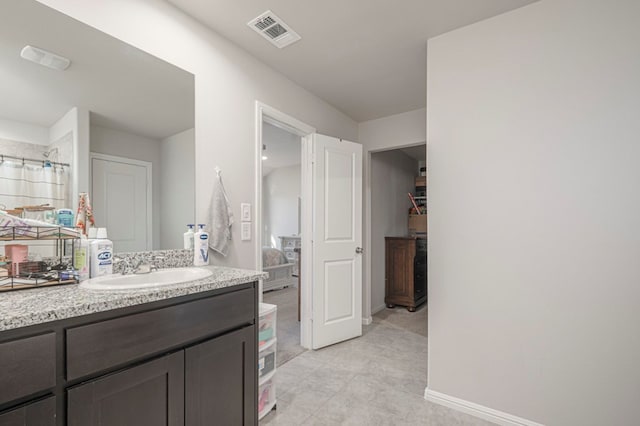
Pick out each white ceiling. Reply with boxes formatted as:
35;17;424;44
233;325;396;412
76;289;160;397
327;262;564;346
262;122;301;176
0;0;194;140
168;0;537;122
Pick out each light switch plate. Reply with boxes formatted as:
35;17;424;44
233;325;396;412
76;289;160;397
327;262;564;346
241;203;251;222
241;222;251;241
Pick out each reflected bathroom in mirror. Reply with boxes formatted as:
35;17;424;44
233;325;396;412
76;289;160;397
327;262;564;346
0;0;195;253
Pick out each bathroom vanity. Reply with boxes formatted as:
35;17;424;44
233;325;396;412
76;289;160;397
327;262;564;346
0;265;265;426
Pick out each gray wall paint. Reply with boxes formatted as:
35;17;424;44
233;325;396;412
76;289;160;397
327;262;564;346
38;0;359;270
427;0;640;424
161;128;195;249
90;124;162;249
370;150;417;313
359;109;426;318
262;165;301;249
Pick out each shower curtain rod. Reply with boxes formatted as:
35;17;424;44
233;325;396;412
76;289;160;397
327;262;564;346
0;153;70;167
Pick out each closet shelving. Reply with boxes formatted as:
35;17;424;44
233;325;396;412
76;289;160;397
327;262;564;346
0;225;79;292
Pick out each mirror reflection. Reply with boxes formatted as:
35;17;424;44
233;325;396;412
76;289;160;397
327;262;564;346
0;0;195;252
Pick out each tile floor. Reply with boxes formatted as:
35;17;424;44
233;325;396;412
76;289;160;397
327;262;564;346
263;285;307;366
260;296;495;425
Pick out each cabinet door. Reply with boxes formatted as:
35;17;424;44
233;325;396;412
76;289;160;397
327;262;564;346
0;396;55;426
67;352;184;426
385;239;414;300
185;326;256;426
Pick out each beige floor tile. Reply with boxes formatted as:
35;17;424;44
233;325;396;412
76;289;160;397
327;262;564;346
260;288;495;426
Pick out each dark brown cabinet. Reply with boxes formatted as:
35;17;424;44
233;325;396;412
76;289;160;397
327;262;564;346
186;327;256;426
68;352;185;426
0;283;258;426
385;237;427;312
0;396;55;426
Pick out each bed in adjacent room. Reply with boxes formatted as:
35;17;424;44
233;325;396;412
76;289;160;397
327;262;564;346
262;247;297;292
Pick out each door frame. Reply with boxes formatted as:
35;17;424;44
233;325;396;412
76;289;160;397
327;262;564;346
254;101;316;349
89;152;153;250
364;142;427;322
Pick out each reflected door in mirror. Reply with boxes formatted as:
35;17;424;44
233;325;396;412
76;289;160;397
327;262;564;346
92;155;151;252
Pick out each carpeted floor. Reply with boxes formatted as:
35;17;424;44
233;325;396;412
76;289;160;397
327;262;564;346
263;286;306;366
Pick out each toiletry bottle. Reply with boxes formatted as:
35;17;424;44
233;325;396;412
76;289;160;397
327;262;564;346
193;224;209;266
183;224;195;250
74;234;90;281
57;208;74;227
87;227;97;277
90;228;113;277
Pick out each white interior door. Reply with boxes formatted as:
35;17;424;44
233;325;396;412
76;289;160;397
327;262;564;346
91;154;151;252
311;134;363;349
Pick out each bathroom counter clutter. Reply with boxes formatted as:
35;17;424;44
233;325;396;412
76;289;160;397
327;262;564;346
0;265;267;331
0;264;265;425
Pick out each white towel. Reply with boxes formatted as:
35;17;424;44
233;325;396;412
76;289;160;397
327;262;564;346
207;168;234;256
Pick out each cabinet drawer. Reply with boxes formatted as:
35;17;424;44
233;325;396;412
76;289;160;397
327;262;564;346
0;333;55;405
0;396;55;426
67;287;255;380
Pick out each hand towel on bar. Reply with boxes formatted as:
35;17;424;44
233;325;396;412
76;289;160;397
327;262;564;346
207;168;234;256
75;192;95;235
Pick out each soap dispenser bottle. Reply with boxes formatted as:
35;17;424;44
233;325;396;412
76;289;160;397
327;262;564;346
193;224;209;266
183;224;195;250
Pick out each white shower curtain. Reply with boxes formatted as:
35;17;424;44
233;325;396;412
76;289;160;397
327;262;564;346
0;161;69;211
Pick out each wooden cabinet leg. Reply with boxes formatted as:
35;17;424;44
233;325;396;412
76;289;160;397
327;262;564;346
407;306;416;312
386;304;395;309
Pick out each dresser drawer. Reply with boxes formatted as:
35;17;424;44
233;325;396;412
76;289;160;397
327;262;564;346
0;333;56;405
66;287;255;380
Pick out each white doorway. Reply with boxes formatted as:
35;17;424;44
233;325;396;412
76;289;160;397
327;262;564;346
90;153;152;252
255;102;363;352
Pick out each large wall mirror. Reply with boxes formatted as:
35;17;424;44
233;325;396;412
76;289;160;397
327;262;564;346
0;0;195;252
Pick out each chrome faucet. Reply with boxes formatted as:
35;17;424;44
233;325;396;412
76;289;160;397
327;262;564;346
113;255;165;275
133;255;165;274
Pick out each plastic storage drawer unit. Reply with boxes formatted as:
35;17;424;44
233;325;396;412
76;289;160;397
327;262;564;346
259;303;277;348
258;338;276;379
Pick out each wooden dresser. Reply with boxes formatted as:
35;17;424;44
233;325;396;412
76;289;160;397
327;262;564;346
385;236;427;312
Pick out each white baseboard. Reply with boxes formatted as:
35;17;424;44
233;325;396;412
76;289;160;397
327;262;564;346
424;388;544;426
362;316;373;325
371;303;386;315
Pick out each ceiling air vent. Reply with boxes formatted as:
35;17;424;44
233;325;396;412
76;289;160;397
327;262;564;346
248;10;301;49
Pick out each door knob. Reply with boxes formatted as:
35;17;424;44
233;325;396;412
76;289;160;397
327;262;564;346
355;247;364;254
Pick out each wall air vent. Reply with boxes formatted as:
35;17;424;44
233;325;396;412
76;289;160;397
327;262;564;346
248;10;301;49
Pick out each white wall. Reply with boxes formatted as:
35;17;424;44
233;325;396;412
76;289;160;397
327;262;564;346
160;128;195;249
370;150;417;313
50;106;90;207
0;118;48;145
359;108;426;153
359;108;426;319
263;165;301;249
90;124;162;248
37;0;358;269
427;1;640;425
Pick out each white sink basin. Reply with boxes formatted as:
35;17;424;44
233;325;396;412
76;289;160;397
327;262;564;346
79;267;213;291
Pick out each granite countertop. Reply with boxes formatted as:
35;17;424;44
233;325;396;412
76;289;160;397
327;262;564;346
0;266;267;332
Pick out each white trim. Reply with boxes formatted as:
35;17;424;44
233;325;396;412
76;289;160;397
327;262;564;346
363;150;372;322
299;134;314;349
371;303;386;315
89;152;153;250
424;389;545;426
362;316;372;325
255;101;316;349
